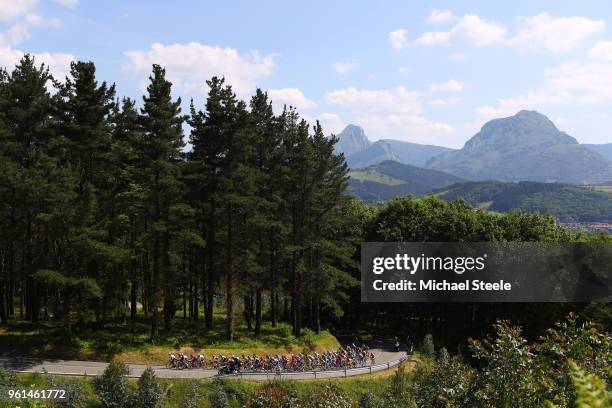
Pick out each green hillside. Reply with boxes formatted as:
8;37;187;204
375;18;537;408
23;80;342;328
348;160;464;202
432;181;612;222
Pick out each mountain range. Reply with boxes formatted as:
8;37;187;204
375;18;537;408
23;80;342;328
336;111;612;185
335;125;453;168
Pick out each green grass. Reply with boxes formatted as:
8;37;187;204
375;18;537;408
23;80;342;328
349;169;406;186
8;362;414;408
0;311;339;364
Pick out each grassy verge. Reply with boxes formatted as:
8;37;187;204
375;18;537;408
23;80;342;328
10;362;414;408
0;313;340;364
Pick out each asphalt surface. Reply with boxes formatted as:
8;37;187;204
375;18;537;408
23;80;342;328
0;346;408;380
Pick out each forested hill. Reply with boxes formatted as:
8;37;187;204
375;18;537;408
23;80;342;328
432;181;612;222
348;160;464;202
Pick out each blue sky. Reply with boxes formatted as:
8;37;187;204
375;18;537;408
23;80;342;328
3;0;612;148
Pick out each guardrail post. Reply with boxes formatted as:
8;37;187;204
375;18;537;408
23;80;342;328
314;371;317;379
344;369;347;377
387;362;390;370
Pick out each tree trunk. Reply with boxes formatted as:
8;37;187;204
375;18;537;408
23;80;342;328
226;204;234;342
254;288;262;337
270;238;277;327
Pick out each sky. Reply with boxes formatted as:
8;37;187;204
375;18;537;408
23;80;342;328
2;0;612;148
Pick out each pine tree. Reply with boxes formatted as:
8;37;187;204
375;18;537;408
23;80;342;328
138;64;184;338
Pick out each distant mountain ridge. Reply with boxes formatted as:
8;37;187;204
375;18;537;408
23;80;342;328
334;124;370;156
584;143;612;162
427;110;612;184
334;125;454;168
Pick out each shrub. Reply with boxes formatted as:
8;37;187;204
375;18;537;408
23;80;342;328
421;334;435;358
93;361;132;408
210;380;229;408
359;390;376;408
246;382;295;408
47;375;86;408
409;348;474;407
305;383;352;408
381;364;411;408
0;367;17;387
180;381;202;408
137;367;163;408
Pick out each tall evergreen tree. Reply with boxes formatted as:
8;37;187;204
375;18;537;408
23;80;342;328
138;64;185;338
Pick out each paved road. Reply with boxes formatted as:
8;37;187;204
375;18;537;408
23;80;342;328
0;347;408;380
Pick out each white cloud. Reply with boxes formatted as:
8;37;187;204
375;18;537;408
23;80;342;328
471;40;612;130
331;61;357;75
415;14;507;47
428;9;453;23
508;12;604;52
450;52;467;60
325;86;456;144
0;46;74;80
428;79;465;93
0;0;38;21
388;28;408;50
124;42;276;97
587;40;612;61
415;12;604;52
267;88;316;113
429;97;462;107
52;0;79;7
316;113;345;134
398;66;410;75
326;86;421;114
0;1;71;80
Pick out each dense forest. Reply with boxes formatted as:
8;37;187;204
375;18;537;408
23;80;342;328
0;55;609;351
0;55;355;342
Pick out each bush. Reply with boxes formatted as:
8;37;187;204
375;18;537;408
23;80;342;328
409;348;474;407
381;364;411;408
180;381;202;408
93;361;132;408
210;380;229;408
359;390;376;408
47;375;86;408
0;367;17;387
137;367;163;408
421;334;435;358
246;382;295;408
306;383;352;408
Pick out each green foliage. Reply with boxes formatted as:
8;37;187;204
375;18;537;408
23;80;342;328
246;382;296;408
210;380;229;408
434;180;612;222
468;321;541;407
358;390;375;408
179;381;202;408
0;367;16;387
420;334;435;358
567;360;612;408
92;362;132;408
380;364;411;408
408;348;473;407
47;375;87;408
137;367;164;408
305;383;352;408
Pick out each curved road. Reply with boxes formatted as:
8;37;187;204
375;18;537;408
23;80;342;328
0;346;409;380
